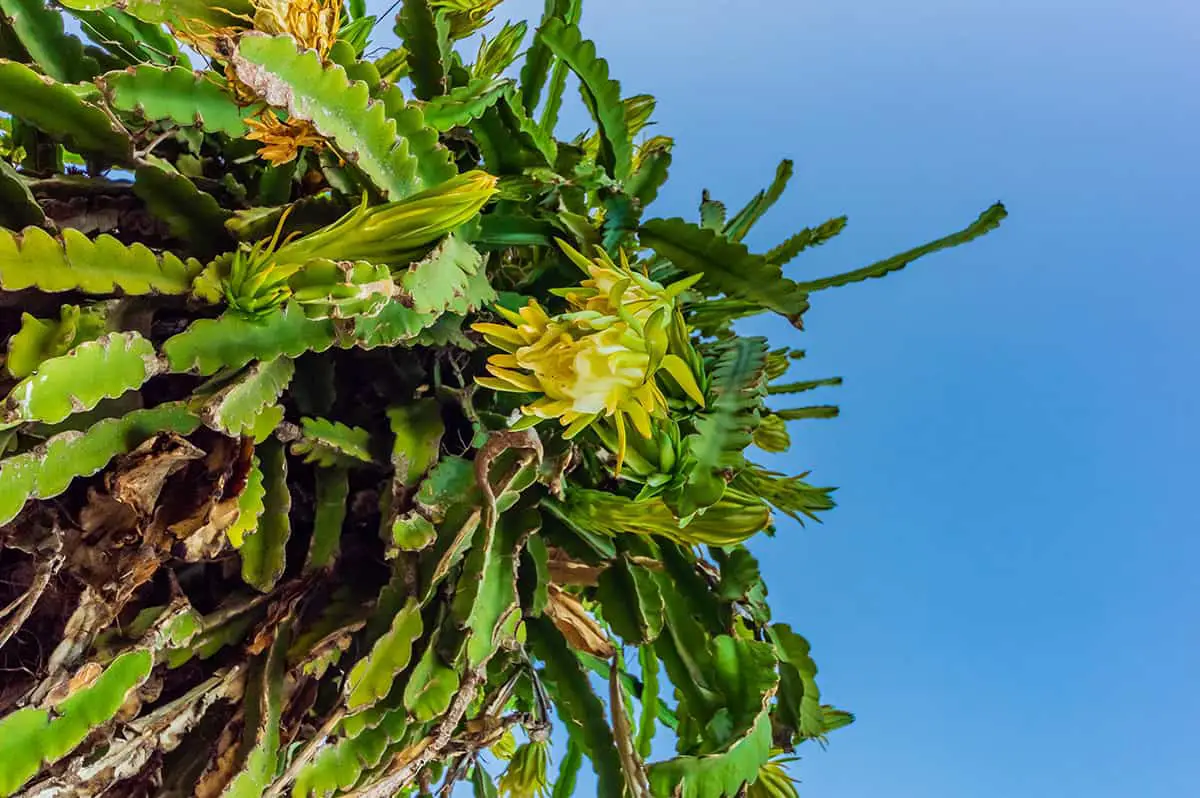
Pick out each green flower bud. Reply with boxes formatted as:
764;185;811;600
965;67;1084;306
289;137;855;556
274;171;499;267
497;740;550;798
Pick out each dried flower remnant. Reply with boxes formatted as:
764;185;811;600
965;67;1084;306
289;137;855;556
245;113;326;165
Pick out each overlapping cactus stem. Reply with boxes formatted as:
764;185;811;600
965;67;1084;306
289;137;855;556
175;0;343;165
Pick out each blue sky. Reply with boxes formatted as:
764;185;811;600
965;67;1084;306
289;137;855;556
393;1;1200;794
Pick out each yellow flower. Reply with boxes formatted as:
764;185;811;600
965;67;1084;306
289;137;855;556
252;0;341;61
473;243;709;470
473;293;704;472
245;113;326;165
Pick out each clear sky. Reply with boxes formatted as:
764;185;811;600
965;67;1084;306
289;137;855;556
378;1;1200;795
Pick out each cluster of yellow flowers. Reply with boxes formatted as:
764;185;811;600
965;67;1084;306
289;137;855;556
473;242;706;471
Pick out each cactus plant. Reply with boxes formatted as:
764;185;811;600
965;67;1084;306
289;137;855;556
0;1;1005;796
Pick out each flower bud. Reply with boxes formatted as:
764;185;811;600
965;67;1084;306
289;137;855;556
498;739;551;798
275;171;499;266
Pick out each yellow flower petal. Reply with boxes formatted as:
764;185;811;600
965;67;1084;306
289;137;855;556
479;334;521;353
495;304;527;327
471;322;528;347
625;401;654;439
555;238;597;275
665;272;704;297
607;276;631;310
659;354;706;407
488;353;521;369
485;365;542;393
476;376;531;394
597;247;622;271
562;413;597;439
633;381;667;416
613;410;627;475
510;414;541;431
528;398;575;417
516;301;551;327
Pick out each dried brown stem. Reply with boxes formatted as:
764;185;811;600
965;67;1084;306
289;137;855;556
343;669;486;798
263;707;347;798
